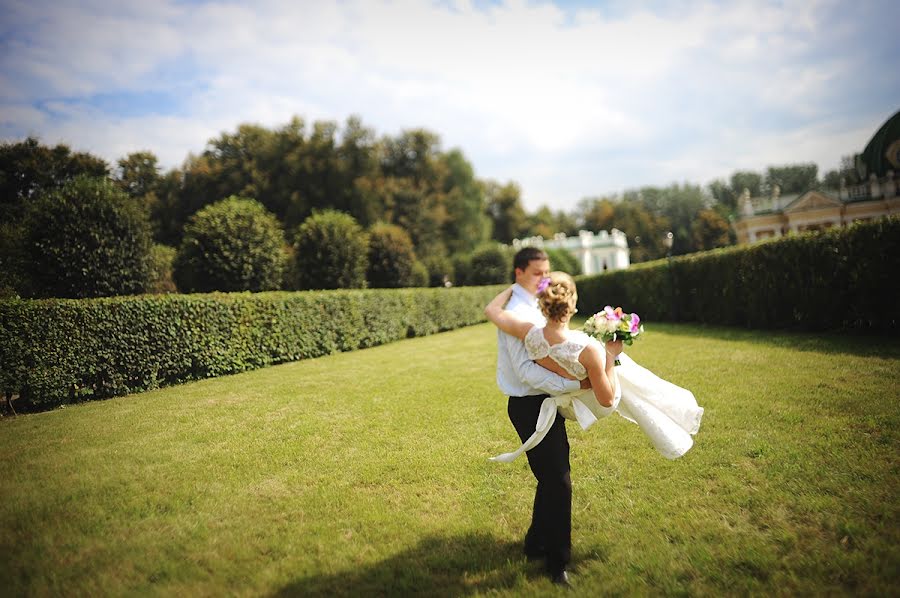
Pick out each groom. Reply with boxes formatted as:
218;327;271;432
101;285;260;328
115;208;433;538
496;247;590;586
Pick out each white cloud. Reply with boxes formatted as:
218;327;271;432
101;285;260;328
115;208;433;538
1;0;897;210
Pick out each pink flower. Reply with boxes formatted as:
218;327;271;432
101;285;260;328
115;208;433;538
537;277;551;293
603;305;622;320
629;313;641;333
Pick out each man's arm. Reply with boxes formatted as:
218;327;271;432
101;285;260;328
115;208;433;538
502;332;583;395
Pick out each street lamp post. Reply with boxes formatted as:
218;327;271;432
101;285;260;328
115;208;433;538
664;232;676;322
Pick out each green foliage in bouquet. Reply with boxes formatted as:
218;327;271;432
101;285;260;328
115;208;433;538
575;217;900;332
173;196;286;293
0;285;504;410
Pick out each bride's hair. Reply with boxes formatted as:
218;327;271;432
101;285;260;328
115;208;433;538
538;271;577;322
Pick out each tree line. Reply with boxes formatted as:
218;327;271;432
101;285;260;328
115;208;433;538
0;114;852;298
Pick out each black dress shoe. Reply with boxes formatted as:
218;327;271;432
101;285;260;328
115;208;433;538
550;568;571;587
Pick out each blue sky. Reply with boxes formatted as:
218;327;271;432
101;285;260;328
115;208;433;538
2;0;898;211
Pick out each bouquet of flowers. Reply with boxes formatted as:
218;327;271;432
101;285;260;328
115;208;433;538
583;306;643;366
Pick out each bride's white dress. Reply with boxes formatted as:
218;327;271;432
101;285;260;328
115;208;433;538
490;326;703;462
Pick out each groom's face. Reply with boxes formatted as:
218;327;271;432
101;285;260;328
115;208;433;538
516;259;550;295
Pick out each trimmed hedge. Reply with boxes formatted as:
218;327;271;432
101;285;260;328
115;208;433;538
0;285;502;410
575;217;900;332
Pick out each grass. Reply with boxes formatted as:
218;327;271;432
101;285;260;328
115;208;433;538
1;322;898;596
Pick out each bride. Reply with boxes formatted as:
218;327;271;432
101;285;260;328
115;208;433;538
485;271;703;462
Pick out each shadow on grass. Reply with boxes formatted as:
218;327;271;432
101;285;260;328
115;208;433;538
272;532;541;597
649;322;900;359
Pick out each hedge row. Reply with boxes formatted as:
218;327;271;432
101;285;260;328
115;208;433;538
0;285;503;409
575;217;900;332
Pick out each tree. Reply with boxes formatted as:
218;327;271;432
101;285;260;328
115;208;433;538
765;163;818;194
1;137;108;225
290;210;368;289
23;176;152;298
554;210;579;236
381;129;443;186
707;178;735;210
579;197;616;232
115;151;161;199
366;223;418;288
690;208;732;251
526;205;557;238
620;183;705;255
173;196;286;293
611;201;671;263
441;149;490;254
485;181;527;244
822;154;862;189
730;171;763;198
339;116;382;227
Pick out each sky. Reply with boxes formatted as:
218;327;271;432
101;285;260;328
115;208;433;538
2;0;899;212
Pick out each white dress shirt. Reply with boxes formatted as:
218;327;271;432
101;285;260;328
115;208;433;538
495;283;582;397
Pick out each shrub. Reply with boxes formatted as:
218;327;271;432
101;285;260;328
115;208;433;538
0;285;504;409
409;260;429;287
173;196;286;293
290;210;368;289
450;253;472;286
22;176;152;298
544;248;582;276
575;217;900;332
421;254;455;287
366;223;416;288
468;244;511;286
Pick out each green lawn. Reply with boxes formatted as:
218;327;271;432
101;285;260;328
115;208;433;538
2;323;898;596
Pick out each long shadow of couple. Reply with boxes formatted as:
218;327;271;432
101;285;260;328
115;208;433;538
272;532;549;597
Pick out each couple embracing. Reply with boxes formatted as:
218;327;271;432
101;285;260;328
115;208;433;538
485;247;703;586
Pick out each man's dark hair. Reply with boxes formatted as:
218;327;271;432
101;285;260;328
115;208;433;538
512;247;549;281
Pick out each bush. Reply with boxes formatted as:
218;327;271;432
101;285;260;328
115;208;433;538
575;218;900;332
0;285;504;409
147;244;177;294
366;223;417;288
22;176;152;298
468;244;511;285
409;260;430;287
421;254;455;287
544;248;582;276
450;253;472;286
290;210;368;290
173;196;286;293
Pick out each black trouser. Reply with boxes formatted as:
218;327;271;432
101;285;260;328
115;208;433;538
508;394;571;572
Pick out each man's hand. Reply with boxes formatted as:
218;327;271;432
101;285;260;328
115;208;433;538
579;377;592;389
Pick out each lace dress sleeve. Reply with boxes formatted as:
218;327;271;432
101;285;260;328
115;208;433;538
549;333;591;380
523;326;550;360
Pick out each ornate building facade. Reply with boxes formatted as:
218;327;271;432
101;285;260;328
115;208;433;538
512;229;630;275
734;110;900;244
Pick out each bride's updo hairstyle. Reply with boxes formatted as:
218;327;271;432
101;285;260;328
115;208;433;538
538;271;578;322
